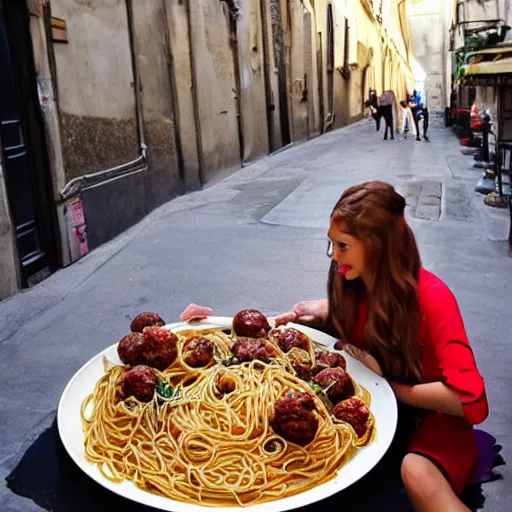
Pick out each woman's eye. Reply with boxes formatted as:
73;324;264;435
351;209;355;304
337;242;348;250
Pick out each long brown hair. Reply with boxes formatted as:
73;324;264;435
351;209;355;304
327;181;423;383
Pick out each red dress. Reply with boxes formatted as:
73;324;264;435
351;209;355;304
351;268;488;494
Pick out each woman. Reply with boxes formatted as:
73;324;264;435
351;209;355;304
181;181;488;511
378;91;395;140
399;100;416;140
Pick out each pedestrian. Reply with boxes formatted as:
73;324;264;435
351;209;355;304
399;100;416;140
181;181;489;512
365;88;381;131
378;90;395;140
409;89;429;141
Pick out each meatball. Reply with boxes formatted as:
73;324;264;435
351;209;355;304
231;337;275;363
271;392;319;446
141;326;178;370
118;332;145;365
122;365;158;402
313;367;354;404
271;328;310;353
287;347;313;381
333;397;370;437
183;337;214;367
313;350;346;374
232;309;270;338
130;312;165;333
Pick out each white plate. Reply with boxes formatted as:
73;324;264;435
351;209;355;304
58;317;397;512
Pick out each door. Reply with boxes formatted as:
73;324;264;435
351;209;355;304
0;0;56;286
326;4;334;119
317;32;324;134
270;0;291;146
303;10;314;137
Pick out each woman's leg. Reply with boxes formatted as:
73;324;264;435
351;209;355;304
423;108;429;140
383;106;391;139
401;453;470;512
373;112;380;131
412;108;421;140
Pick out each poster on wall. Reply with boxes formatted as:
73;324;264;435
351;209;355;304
64;196;88;264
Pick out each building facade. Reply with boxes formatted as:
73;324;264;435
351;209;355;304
407;0;454;112
0;0;415;301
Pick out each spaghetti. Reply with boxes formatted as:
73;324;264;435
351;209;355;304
81;328;375;507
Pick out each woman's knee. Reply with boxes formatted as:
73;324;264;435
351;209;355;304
401;453;438;494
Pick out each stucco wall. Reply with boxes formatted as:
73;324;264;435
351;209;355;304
28;6;66;198
51;0;138;180
189;0;241;182
288;0;309;141
132;0;180;211
237;0;270;163
407;0;447;111
167;0;201;190
266;0;285;151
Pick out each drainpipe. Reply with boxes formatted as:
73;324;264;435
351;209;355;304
59;0;147;201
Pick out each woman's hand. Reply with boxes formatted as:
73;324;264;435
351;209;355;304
274;299;328;327
179;303;213;322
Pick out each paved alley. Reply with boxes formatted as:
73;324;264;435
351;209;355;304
0;117;511;511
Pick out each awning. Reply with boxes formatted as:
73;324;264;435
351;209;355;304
459;48;512;86
462;58;512;75
466;46;512;58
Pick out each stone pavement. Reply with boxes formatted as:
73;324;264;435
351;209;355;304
0;115;511;511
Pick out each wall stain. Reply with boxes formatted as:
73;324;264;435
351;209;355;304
59;111;139;181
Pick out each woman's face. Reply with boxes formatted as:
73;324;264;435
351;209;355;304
327;221;368;282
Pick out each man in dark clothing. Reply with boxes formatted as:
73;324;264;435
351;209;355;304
409;90;429;141
367;88;381;131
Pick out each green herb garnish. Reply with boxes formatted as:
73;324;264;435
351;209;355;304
308;381;323;394
157;379;173;399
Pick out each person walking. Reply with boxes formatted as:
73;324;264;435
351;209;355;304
409;89;429;142
367;88;381;131
379;91;395;140
399;100;416;140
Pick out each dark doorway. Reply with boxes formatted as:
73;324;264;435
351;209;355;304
270;0;291;146
0;0;57;286
326;4;334;115
317;32;324;134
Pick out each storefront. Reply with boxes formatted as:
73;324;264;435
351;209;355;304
459;47;512;205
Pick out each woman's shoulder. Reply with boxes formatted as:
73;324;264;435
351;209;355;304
418;268;468;344
418;268;459;312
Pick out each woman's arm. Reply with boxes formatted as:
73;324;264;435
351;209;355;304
391;381;465;418
351;351;468;419
275;299;329;326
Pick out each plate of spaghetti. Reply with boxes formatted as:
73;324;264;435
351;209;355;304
57;309;397;511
